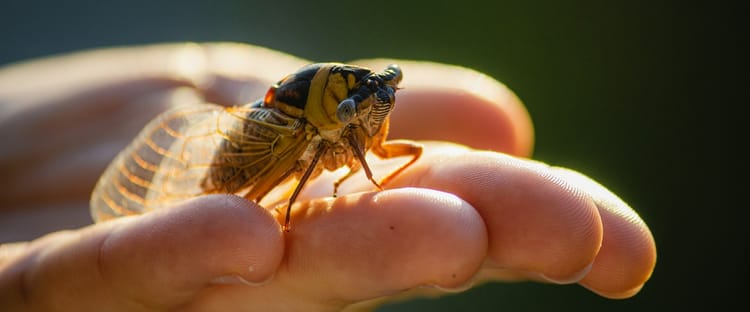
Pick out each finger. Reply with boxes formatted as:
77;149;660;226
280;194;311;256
551;168;656;298
381;143;604;283
0;43;306;110
184;188;487;311
0;195;283;311
351;59;534;157
0;242;29;268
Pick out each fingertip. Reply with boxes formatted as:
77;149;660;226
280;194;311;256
552;168;656;298
98;195;283;304
579;212;656;298
349;59;534;157
579;212;656;299
491;164;603;283
193;195;284;283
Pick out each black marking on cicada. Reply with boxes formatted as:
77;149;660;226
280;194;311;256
90;63;422;231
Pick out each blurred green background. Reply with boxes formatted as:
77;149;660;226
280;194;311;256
0;0;740;310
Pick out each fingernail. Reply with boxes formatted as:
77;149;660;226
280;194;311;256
538;262;594;284
209;272;275;286
210;275;253;286
418;281;475;293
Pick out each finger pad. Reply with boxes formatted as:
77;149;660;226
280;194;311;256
579;208;656;298
283;188;487;301
410;152;604;282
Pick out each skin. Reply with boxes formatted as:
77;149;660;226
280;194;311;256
0;43;656;311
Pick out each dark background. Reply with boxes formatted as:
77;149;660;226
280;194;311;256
0;0;741;310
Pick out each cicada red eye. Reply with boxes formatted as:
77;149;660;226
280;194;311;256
264;86;277;106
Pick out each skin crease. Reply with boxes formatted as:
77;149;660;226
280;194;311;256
0;43;656;311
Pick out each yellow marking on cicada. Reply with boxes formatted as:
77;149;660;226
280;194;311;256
304;65;338;129
325;72;350;115
278;104;304;118
346;72;357;90
321;72;354;128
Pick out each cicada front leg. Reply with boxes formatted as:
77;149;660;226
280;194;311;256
338;130;383;195
342;120;423;193
332;161;363;198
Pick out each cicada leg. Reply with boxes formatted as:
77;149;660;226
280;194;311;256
370;139;423;186
370;118;423;187
345;132;383;192
332;161;363;197
347;120;423;191
283;144;328;232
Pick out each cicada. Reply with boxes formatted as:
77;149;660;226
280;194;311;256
90;63;422;231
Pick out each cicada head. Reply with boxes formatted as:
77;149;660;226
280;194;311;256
336;64;402;136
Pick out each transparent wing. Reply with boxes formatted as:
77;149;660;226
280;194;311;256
90;102;307;222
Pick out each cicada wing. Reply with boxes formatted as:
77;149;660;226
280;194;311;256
199;106;311;202
90;103;223;221
90;102;311;222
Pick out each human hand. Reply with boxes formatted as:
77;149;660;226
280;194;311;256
0;43;656;311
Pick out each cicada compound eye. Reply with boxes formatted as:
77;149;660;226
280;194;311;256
263;85;277;106
337;98;357;123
